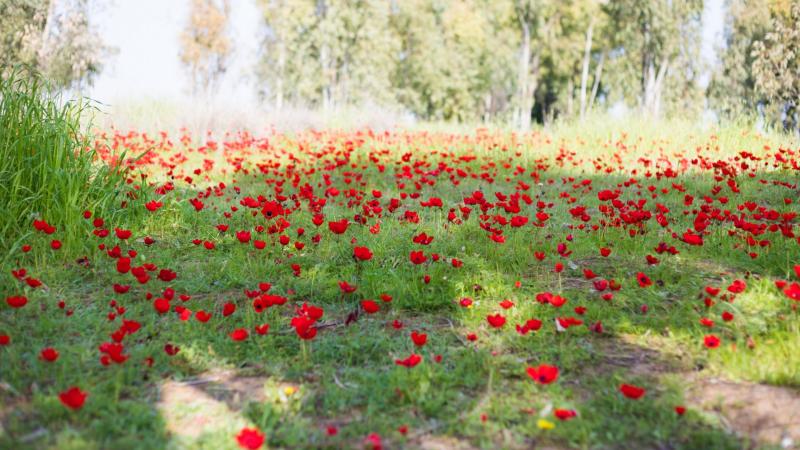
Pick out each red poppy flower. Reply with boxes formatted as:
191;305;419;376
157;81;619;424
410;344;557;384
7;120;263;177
290;316;318;340
704;334;721;348
236;427;265;449
549;295;567;308
6;295;27;308
164;344;180;355
353;246;373;261
682;231;703;246
40;347;59;362
361;300;380;314
338;281;357;293
157;269;177;282
674;406;687;415
395;353;422;368
486;314;506;328
727;279;746;294
409;250;427;265
59;386;88;410
521;318;543;335
230;328;249;341
0;334;9;345
365;433;383;450
328;219;349;234
554;409;577;420
410;331;427;347
113;284;130;294
153;298;170;314
636;272;652;288
145;200;163;212
782;282;800;301
223;302;236;316
526;364;559;384
619;383;646;400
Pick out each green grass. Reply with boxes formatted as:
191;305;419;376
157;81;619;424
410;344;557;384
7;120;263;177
0;120;798;449
0;69;139;262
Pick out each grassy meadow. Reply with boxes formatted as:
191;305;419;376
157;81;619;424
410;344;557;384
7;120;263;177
1;76;800;450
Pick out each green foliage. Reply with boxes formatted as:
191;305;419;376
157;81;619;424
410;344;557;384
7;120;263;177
602;0;704;117
752;3;800;132
0;69;130;258
180;0;233;97
708;0;772;120
391;0;516;122
255;0;714;125
0;0;51;78
259;0;399;110
0;0;107;91
710;1;799;132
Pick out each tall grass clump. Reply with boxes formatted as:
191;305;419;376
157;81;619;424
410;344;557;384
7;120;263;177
0;69;129;259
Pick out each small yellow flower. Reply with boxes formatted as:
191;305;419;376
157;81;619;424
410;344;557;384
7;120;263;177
284;386;297;396
537;419;555;430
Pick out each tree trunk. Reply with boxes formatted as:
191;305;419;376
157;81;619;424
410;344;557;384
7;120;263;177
567;77;574;118
275;38;285;111
520;52;540;130
588;51;604;113
316;0;332;110
579;19;594;120
643;60;656;114
652;58;669;117
515;19;531;130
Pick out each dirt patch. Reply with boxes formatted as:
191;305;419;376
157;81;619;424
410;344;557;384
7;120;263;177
581;335;799;448
414;435;478;450
156;369;273;439
583;335;691;378
686;377;800;448
158;379;238;439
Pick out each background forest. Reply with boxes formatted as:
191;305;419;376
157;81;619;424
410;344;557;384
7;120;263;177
1;0;799;131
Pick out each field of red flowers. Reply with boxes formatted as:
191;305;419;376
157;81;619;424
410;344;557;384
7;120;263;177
2;126;799;449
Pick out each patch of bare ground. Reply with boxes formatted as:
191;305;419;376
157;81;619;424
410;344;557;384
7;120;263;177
581;335;691;379
686;378;800;449
413;435;478;450
581;335;800;449
157;368;279;439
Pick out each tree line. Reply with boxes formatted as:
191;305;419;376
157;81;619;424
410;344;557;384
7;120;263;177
2;0;798;130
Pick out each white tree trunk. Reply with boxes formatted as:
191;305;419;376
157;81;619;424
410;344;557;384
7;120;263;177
579;20;594;120
588;51;604;113
515;20;531;130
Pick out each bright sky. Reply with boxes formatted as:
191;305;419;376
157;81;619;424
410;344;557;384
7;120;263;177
88;0;261;105
87;0;725;106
